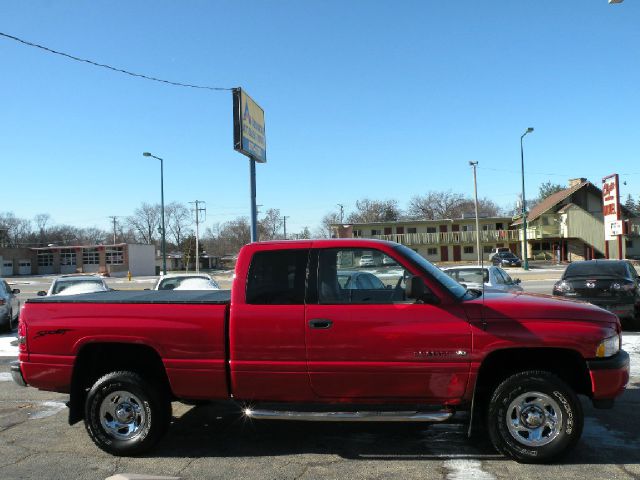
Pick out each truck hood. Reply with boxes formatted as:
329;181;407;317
464;291;618;325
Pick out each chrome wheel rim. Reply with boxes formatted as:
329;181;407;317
506;391;562;447
99;390;146;440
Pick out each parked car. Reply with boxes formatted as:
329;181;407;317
337;270;387;290
443;266;523;293
487;247;512;261
552;260;640;328
358;253;375;267
154;273;220;291
38;274;110;297
491;251;522;268
0;279;20;331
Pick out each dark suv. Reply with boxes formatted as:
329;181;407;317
552;260;640;328
491;251;522;267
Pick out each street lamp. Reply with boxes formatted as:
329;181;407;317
520;127;534;271
469;161;481;265
143;152;167;275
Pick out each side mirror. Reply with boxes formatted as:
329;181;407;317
12;289;20;294
144;288;151;291
405;276;439;304
515;279;522;285
37;291;47;296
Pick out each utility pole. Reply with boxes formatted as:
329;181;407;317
190;200;206;273
469;161;481;265
108;216;118;244
337;204;344;223
283;216;289;240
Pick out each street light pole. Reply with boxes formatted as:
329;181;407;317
469;161;481;265
520;128;534;271
143;152;167;275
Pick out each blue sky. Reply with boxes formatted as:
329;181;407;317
1;1;638;235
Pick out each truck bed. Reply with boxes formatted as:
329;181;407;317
26;289;231;304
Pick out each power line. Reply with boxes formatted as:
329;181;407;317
0;31;234;92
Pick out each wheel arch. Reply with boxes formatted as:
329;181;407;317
69;342;171;425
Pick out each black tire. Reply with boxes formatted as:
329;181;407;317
487;370;583;463
84;371;171;456
2;309;12;332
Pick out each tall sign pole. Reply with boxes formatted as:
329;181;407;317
602;174;623;259
233;88;267;243
469;161;481;265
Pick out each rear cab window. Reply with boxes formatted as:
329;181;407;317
246;249;309;304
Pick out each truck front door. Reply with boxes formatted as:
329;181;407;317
305;247;472;402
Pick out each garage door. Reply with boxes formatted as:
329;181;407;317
18;260;31;275
2;260;13;276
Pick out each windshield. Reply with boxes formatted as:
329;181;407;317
393;244;467;299
564;261;628;279
157;276;219;290
498;252;517;259
445;268;487;285
52;279;106;295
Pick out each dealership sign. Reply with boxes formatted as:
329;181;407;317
602;174;621;241
233;88;266;163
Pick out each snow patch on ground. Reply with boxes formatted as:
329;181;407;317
622;334;640;379
29;401;67;420
0;372;13;381
443;459;496;480
0;334;18;357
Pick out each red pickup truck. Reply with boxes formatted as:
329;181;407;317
12;239;629;463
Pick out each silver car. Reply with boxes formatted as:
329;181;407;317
443;266;523;293
0;279;21;331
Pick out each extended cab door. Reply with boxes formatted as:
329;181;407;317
229;245;316;401
305;247;472;402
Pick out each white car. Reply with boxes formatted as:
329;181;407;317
358;254;375;267
39;274;110;297
442;265;523;293
154;273;220;291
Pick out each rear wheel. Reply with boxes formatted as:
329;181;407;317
487;370;583;463
84;371;171;456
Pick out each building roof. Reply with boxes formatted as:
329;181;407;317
512;180;591;226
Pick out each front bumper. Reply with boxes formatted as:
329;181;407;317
10;360;27;387
586;350;630;407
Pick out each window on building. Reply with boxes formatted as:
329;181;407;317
246;249;308;305
462;225;474;232
371;229;381;236
409;227;418;234
60;249;76;266
627;240;633;249
353;229;362;237
483;246;493;253
496;223;504;230
106;247;124;265
463;246;474;254
482;224;490;231
426;227;436;233
83;248;100;265
427;247;437;255
37;253;53;267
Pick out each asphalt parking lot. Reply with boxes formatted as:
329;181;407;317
1;270;639;479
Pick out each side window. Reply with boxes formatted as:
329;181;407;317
246;249;308;305
318;248;408;304
494;269;507;285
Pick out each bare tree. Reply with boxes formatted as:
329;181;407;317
538;181;565;201
346;199;401;224
165;202;193;247
34;213;51;246
408;191;500;219
259;208;283;240
202;217;251;256
126;203;161;244
0;212;33;247
314;211;341;238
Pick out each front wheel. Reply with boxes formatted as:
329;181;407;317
84;371;171;456
487;370;583;463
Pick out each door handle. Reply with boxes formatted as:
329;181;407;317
309;319;333;329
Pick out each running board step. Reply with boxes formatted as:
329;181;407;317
243;408;453;422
